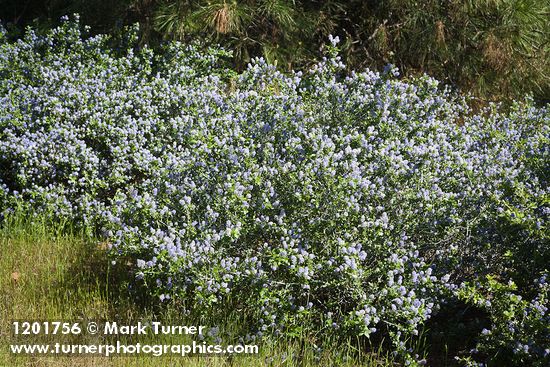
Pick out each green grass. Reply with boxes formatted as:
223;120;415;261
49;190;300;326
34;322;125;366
0;213;395;367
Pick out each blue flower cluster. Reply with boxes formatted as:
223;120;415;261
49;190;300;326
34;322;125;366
1;18;548;365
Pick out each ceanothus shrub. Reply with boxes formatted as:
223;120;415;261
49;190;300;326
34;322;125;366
0;18;548;365
456;275;549;367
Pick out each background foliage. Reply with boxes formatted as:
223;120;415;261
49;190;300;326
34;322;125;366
1;0;548;102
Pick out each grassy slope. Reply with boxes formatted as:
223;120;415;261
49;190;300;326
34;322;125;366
0;214;394;367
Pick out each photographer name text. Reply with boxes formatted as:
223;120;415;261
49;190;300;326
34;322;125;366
103;322;205;335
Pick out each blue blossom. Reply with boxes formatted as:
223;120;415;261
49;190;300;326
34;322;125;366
1;17;548;365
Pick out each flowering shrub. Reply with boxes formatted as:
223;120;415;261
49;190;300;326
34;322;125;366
1;18;548;365
456;275;549;366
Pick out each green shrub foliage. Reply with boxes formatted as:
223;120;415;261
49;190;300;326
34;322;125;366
0;19;548;365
